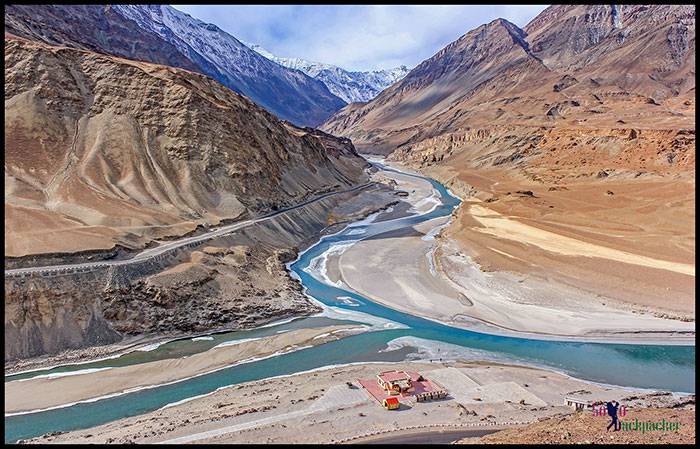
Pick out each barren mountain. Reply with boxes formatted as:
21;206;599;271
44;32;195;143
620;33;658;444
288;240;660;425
322;4;695;316
526;4;695;98
4;36;368;257
322;4;695;163
4;4;346;127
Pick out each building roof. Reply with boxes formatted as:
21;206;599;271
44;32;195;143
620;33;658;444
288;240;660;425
378;371;411;382
384;397;399;404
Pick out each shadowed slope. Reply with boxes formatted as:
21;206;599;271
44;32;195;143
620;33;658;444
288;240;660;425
5;37;368;257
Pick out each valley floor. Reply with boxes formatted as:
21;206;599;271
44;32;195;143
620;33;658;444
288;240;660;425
8;161;695;445
330;162;694;342
438;165;696;319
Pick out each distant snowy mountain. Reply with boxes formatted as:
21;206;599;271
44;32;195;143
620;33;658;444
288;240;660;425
247;43;410;104
112;5;346;126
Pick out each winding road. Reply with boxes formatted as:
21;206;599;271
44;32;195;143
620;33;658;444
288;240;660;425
5;183;373;278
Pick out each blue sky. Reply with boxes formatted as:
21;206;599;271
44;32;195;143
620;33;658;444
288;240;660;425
173;5;549;71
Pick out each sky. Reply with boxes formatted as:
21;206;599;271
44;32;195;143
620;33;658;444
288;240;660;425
173;5;549;71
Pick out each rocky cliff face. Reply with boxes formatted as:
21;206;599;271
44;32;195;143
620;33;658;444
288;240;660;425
4;4;346;127
525;4;695;98
3;34;392;363
390;126;695;186
4;37;368;257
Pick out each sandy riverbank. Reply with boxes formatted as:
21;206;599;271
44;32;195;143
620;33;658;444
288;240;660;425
331;164;694;342
27;360;693;444
5;325;362;415
421;163;696;319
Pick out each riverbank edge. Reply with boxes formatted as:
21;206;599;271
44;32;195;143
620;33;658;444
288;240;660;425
330;161;695;346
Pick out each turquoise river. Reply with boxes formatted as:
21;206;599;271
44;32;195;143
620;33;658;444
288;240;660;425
4;163;695;443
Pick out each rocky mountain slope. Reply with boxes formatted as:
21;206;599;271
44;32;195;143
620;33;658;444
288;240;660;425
247;43;409;103
4;36;368;257
4;4;345;127
322;4;695;171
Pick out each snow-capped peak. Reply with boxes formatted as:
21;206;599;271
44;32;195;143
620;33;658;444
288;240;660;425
112;5;346;126
245;43;410;103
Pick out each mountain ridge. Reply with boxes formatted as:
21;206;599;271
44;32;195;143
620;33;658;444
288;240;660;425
246;42;409;103
4;4;346;127
321;4;695;165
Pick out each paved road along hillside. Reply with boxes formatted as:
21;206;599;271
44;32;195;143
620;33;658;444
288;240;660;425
5;183;373;278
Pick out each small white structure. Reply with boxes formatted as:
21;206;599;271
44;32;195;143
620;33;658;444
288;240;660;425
565;396;593;411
